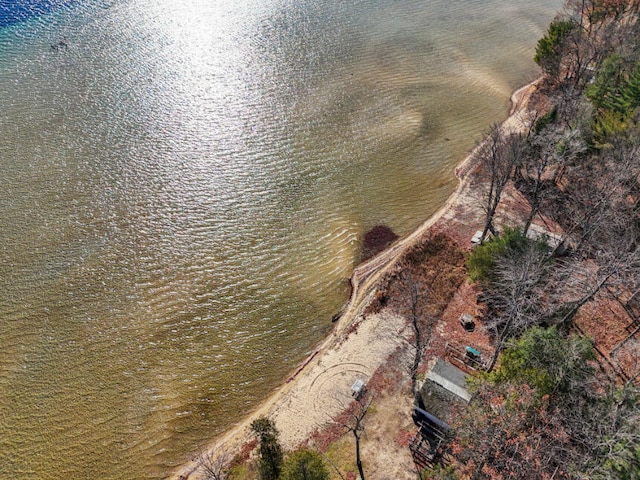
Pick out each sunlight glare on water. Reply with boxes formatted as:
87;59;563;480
0;0;563;478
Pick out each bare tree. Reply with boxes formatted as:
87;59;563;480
379;234;464;392
477;125;525;243
559;383;640;479
397;270;435;395
405;273;424;395
334;393;374;480
450;380;569;480
518;126;586;235
448;326;640;480
545;137;640;332
198;444;231;480
559;146;638;256
517;132;557;236
556;0;625;87
566;0;640;64
480;232;554;371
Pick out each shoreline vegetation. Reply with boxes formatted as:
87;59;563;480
171;2;640;475
168;79;542;480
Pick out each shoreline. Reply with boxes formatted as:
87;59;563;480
331;78;540;337
168;78;541;480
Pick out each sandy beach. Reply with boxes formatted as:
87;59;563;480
169;79;542;480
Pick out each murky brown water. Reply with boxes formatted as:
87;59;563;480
0;1;562;478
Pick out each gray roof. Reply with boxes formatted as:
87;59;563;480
425;359;471;402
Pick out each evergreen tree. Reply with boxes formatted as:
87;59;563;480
534;19;577;81
250;417;283;480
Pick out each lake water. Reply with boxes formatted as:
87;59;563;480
0;0;562;478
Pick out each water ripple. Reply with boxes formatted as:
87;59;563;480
0;0;563;478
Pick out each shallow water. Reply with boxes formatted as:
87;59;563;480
0;1;562;478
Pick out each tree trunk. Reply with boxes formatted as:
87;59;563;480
355;435;365;480
480;202;497;244
486;319;513;373
558;274;611;329
410;279;421;395
487;346;501;374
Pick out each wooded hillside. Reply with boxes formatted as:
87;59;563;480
426;1;640;478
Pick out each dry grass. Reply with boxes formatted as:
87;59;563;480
365;233;466;319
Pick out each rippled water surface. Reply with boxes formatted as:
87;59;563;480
0;0;562;478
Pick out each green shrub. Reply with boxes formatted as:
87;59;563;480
532;106;558;134
590;109;630;145
422;464;459;479
465;227;528;282
485;326;595;396
279;449;329;480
